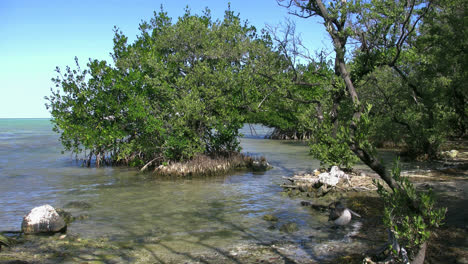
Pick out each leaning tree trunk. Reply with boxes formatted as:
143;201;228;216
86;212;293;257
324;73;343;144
315;0;399;191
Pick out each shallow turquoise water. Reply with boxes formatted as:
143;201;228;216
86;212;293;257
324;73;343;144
0;119;333;250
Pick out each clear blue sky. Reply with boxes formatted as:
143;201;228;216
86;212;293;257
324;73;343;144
0;0;329;118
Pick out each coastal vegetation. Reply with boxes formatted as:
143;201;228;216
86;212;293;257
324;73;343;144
46;6;275;170
46;1;466;171
275;0;463;261
42;0;466;263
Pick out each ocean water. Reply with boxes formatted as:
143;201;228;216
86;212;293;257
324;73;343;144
0;119;373;261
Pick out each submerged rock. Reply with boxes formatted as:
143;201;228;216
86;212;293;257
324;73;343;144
262;214;279;222
64;201;92;209
56;208;75;224
21;205;66;234
300;201;329;212
279;222;298;233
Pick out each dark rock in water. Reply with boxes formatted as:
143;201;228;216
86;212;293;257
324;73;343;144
250;158;271;171
21;205;67;234
300;201;329;212
279;222;298;233
75;214;91;221
0;233;12;250
64;201;92;209
55;208;75;224
262;214;279;222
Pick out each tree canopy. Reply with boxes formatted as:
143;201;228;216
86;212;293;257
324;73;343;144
274;0;460;259
271;0;466;171
46;7;274;168
47;1;466;173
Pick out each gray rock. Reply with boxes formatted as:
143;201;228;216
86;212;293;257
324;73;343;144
21;205;66;234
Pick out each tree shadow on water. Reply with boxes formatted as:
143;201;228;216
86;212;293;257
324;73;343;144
2;197;341;263
94;199;325;264
129;200;323;263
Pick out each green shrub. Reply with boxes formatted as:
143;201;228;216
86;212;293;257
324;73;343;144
375;158;446;261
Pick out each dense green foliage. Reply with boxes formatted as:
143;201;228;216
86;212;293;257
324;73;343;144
276;0;456;258
250;60;332;140
46;7;271;167
272;0;466;170
47;1;465;172
354;0;467;159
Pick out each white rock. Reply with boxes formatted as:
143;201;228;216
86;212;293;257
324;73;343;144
318;172;340;186
330;166;347;178
21;204;66;234
441;150;459;159
449;150;459;158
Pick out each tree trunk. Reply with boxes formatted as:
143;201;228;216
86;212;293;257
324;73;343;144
349;143;398;191
96;152;101;168
324;5;398;191
86;151;93;168
411;242;427;264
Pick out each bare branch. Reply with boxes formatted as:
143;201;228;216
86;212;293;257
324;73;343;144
391;1;432;66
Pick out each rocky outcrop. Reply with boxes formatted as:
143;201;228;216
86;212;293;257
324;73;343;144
281;166;352;198
21;205;67;234
249;158;271;171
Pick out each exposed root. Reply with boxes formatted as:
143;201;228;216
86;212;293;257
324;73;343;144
154;153;270;177
266;128;313;140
